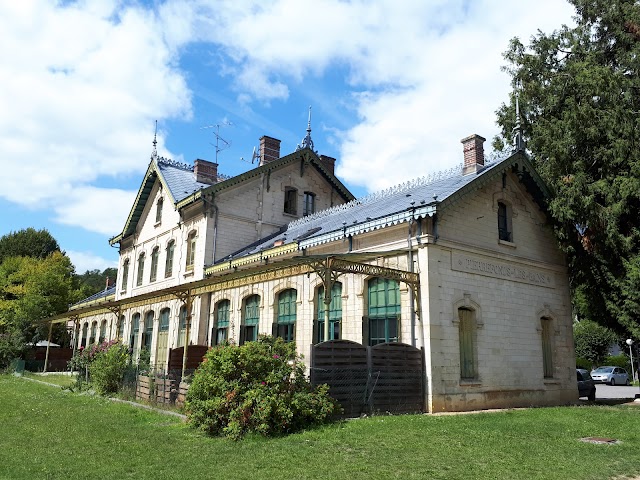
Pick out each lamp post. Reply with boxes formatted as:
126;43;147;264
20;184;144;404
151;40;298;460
626;339;636;384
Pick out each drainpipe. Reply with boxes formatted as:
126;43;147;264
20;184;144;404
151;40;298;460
212;204;219;264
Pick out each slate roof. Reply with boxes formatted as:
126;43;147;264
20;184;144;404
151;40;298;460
156;158;229;203
72;286;116;308
215;151;547;264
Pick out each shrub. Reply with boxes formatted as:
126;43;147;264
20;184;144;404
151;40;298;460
576;357;592;370
89;342;131;395
0;331;25;371
602;354;631;371
185;336;339;439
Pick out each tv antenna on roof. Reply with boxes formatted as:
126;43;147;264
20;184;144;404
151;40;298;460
202;120;233;163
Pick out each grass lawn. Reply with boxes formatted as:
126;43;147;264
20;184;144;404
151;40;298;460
22;372;77;388
1;375;640;480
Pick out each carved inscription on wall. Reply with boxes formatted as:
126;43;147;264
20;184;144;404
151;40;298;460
451;252;555;288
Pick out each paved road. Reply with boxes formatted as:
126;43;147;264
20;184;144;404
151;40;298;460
594;383;640;400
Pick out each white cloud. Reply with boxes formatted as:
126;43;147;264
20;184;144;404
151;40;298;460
66;249;118;275
0;0;191;230
180;0;575;190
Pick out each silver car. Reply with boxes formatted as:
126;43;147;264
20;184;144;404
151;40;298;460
590;366;630;385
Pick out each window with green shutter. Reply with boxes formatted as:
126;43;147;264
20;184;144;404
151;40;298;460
143;311;154;350
117;315;125;340
541;317;553;378
99;320;107;343
458;308;477;379
240;295;260;345
367;278;400;346
214;300;230;345
316;283;342;343
177;306;187;347
275;289;296;342
130;313;140;351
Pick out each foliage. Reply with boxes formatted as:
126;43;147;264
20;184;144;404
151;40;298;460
5;376;640;479
573;319;617;367
0;252;74;347
575;357;591;370
602;354;632;370
0;228;60;264
72;267;118;300
89;342;131;395
0;332;24;370
185;336;339;439
494;0;640;336
137;348;151;375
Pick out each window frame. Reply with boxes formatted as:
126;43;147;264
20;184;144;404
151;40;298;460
165;240;175;278
274;289;297;342
240;295;260;345
150;246;159;283
186;231;197;271
155;197;163;224
121;259;130;292
136;252;145;286
458;307;478;380
497;201;513;242
284;187;298;215
303;191;316;217
316;282;342;343
366;278;400;346
541;317;553;378
213;299;231;346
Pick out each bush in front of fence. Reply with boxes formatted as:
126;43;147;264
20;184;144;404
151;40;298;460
68;341;134;395
186;335;339;439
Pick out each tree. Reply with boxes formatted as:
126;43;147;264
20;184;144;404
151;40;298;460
573;319;617;367
0;252;75;367
494;0;640;336
0;228;60;264
73;268;118;299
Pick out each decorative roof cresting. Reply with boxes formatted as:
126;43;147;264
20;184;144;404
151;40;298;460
296;106;316;152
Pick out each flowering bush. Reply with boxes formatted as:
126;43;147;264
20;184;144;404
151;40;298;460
68;340;132;395
185;335;339;439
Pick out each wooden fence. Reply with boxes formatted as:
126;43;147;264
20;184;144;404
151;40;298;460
310;340;425;417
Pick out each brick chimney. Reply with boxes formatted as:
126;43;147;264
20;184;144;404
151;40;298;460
259;136;281;166
319;154;336;174
461;134;485;175
194;159;218;184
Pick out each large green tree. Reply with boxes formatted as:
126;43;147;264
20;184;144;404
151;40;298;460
0;228;60;264
495;0;640;336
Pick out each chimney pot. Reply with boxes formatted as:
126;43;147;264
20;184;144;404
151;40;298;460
259;136;281;166
194;159;218;184
461;134;486;175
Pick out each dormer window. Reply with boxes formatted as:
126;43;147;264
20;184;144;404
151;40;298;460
155;197;163;224
498;201;512;242
303;192;316;217
284;187;297;215
136;252;145;286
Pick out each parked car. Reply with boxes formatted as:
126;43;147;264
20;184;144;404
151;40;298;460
577;369;596;400
590;366;630;386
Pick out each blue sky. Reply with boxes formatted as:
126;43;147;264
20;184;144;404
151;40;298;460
0;0;575;273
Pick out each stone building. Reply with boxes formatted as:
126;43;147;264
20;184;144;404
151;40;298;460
48;125;577;413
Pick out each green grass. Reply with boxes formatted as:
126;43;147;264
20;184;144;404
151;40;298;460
1;375;640;480
22;372;77;387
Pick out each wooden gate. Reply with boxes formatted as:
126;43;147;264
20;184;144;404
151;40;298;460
311;340;425;417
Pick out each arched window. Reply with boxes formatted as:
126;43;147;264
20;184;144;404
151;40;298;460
150;246;159;282
90;321;98;345
274;289;296;342
541;317;553;378
177;306;187;347
157;308;171;367
81;322;88;348
99;319;107;343
213;300;230;345
366;278;400;346
316;282;342;343
458;307;477;379
497;201;512;242
130;313;140;352
136;252;145;286
165;240;175;278
143;311;154;351
186;231;197;271
155;197;163;224
117;315;125;340
240;295;260;345
121;259;130;292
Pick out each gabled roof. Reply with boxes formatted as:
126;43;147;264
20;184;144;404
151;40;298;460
210;150;549;268
175;148;354;210
110;148;354;246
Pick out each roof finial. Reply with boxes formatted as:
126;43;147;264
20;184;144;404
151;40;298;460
151;120;158;160
512;82;525;152
296;106;315;152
